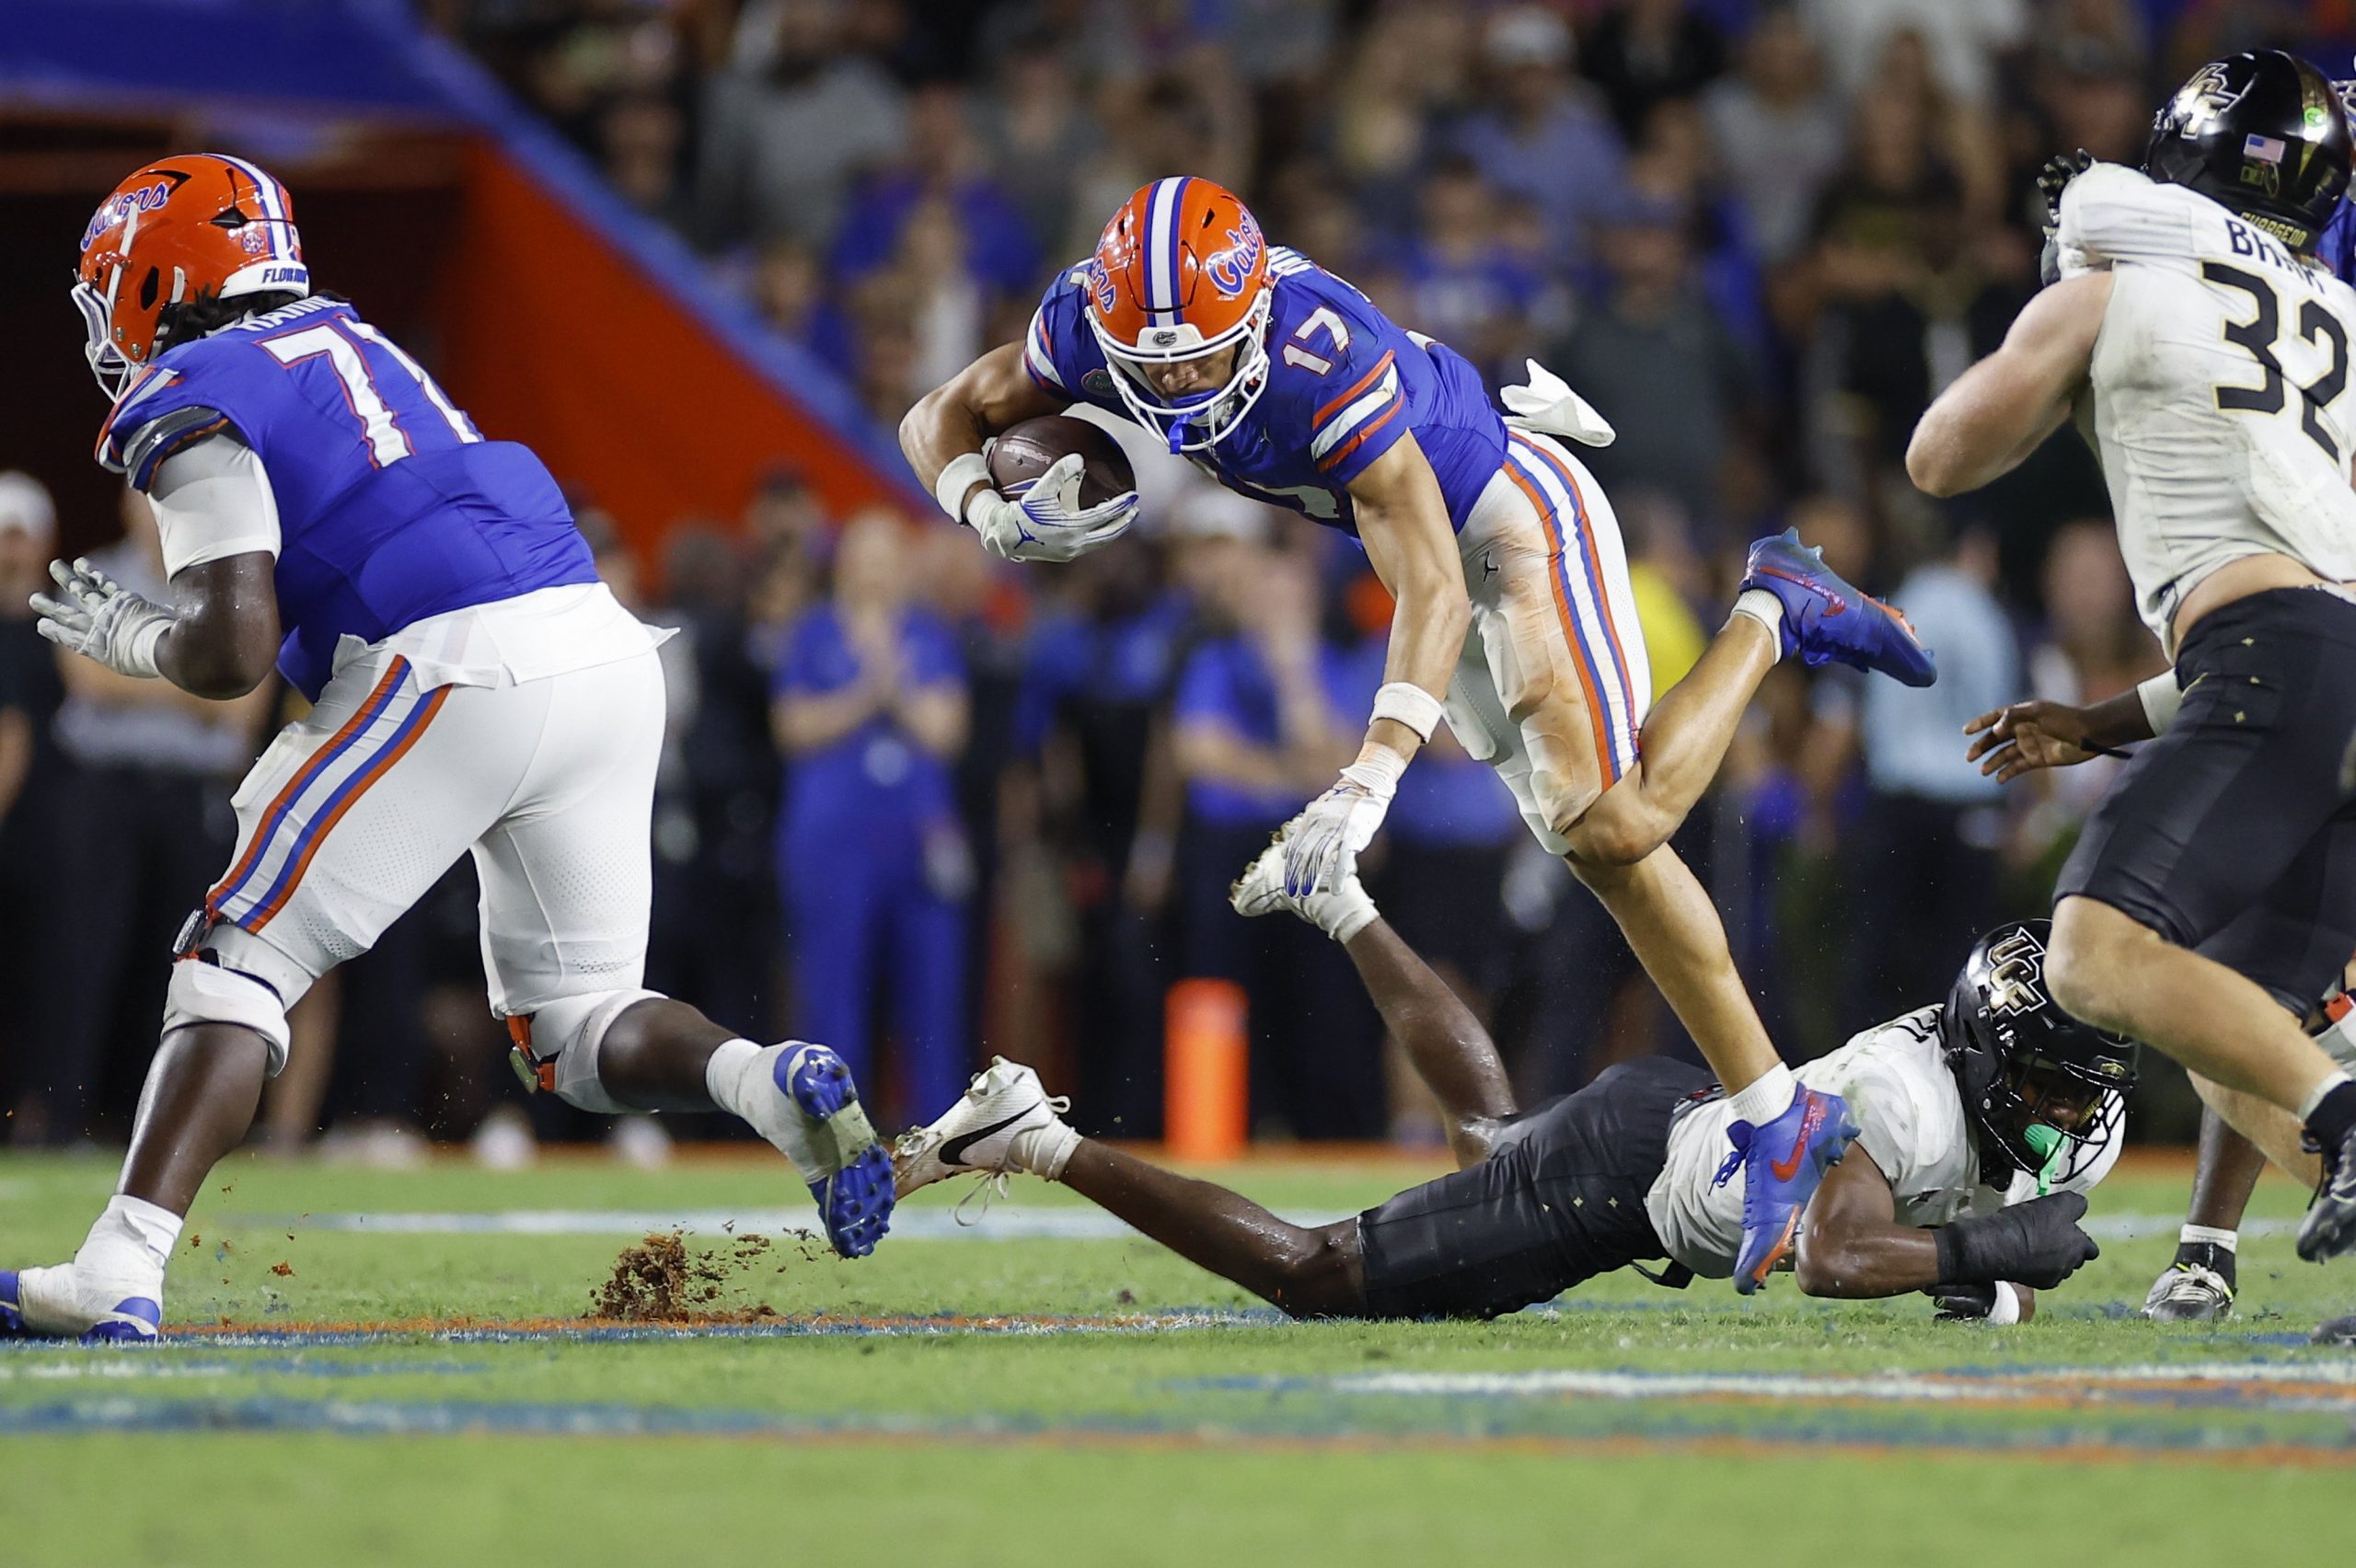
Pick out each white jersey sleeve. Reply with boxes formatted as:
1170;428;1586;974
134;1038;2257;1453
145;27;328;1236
2057;164;2207;274
148;432;282;578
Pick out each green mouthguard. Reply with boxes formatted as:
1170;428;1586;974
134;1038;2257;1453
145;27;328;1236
2021;1122;2064;1195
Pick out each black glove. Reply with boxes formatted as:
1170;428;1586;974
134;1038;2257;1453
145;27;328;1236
1926;1282;1999;1320
1934;1191;2098;1289
2038;149;2096;224
2037;149;2096;288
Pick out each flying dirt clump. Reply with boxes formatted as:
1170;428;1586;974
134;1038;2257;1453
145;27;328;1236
588;1230;791;1323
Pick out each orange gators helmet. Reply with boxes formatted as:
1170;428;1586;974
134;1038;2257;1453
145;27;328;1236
1085;177;1273;453
75;154;310;399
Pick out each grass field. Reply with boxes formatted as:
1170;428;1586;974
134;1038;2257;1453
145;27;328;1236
2;1147;2351;1567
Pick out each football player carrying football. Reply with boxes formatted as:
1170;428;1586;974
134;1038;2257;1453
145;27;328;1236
2;155;894;1343
1911;52;2356;1291
895;856;2121;1322
902;177;1940;1290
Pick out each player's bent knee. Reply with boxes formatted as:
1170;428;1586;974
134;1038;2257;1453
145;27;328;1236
519;987;665;1114
163;958;292;1078
1561;791;1669;869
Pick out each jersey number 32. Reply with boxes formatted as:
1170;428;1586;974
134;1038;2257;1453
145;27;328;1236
2205;261;2351;462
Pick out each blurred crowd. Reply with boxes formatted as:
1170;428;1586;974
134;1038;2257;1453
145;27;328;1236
11;0;2343;1155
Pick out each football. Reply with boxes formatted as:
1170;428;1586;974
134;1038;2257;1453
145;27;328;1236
987;414;1136;507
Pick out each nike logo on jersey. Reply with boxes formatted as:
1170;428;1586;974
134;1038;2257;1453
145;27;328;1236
939;1104;1041;1169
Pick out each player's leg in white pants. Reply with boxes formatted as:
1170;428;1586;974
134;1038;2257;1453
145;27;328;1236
1448;434;1786;1107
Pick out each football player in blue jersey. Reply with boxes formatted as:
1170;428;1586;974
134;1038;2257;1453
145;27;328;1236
903;176;1940;1290
1;155;895;1343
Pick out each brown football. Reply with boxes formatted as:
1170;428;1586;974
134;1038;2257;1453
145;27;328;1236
987;415;1136;509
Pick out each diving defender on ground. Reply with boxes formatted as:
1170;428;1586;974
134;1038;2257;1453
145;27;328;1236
1;156;894;1343
1911;51;2356;1269
901;176;1940;1289
896;858;2119;1322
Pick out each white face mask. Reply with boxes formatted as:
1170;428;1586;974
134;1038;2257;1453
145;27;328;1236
1088;288;1274;454
72;272;138;400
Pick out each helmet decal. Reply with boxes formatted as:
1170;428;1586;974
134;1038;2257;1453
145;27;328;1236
81;179;177;253
1980;927;2047;1016
1202;216;1265;298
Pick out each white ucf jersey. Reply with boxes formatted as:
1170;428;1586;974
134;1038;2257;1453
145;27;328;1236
1645;1007;2122;1280
2059;163;2356;653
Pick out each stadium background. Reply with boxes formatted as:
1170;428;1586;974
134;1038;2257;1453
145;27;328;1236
0;0;2338;1163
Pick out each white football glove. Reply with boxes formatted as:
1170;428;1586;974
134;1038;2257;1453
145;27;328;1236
967;452;1138;564
29;557;171;678
1276;756;1399;899
1500;359;1615;447
1230;836;1377;942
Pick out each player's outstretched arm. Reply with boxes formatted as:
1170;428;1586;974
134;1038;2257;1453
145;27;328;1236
1796;1154;2099;1303
1339;918;1519;1168
1907;272;2111;498
1274;434;1470;898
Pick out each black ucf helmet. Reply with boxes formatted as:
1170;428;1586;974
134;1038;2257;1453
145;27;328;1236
1941;922;2139;1191
2144;49;2352;253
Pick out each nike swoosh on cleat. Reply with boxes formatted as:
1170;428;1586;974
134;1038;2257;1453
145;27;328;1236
938;1103;1042;1169
1768;1097;1828;1182
1751;563;1848;614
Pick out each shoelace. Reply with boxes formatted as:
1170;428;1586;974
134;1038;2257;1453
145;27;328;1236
2152;1264;2233;1304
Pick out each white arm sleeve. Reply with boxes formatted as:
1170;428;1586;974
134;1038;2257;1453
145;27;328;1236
149;433;282;579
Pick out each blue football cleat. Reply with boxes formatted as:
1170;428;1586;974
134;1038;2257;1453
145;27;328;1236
1717;1086;1860;1295
1741;528;1937;687
0;1270;26;1336
777;1044;895;1259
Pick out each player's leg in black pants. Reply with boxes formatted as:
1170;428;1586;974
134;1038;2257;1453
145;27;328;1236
2044;590;2356;1258
1060;1055;1695;1320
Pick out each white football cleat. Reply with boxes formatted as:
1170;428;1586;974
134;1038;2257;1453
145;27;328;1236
895;1057;1076;1203
1230;836;1377;940
0;1263;161;1343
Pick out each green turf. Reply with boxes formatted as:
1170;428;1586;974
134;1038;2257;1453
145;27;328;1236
2;1150;2350;1567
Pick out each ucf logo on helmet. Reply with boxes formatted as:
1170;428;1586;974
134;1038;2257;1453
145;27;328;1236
1203;218;1265;298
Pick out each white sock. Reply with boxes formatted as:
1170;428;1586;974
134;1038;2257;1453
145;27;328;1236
1725;1062;1796;1129
1729;589;1784;658
2298;1070;2353;1123
2179;1225;2238;1253
73;1194;181;1302
1011;1123;1081;1182
704;1039;823;1181
2318;1006;2356;1072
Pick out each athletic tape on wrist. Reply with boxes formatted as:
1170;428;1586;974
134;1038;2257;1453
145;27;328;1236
1370;682;1444;743
935;453;994;524
2137;670;2183;736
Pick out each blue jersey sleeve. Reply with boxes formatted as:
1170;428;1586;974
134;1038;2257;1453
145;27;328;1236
1283;286;1411;489
1022;265;1110;407
95;348;251;491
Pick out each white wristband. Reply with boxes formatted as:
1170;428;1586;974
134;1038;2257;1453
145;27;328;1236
1986;1281;2024;1326
1370;681;1444;743
2136;670;2183;736
934;452;995;525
